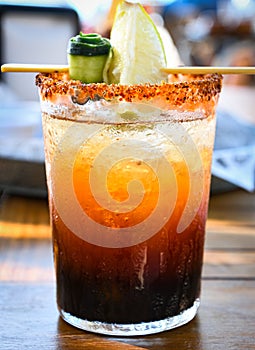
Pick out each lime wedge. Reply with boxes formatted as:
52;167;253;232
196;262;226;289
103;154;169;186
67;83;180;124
104;1;168;85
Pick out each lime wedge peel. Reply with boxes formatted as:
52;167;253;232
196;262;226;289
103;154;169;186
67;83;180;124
104;0;168;85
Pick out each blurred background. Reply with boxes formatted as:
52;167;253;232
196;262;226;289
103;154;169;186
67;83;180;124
0;0;254;196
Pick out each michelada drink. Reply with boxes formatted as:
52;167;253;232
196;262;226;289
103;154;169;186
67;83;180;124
36;1;222;336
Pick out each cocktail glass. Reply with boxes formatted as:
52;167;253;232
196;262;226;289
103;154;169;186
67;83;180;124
36;72;222;336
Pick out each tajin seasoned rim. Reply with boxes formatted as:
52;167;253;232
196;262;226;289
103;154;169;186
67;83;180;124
36;72;222;110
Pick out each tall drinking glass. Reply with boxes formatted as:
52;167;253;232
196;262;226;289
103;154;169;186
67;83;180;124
36;72;222;336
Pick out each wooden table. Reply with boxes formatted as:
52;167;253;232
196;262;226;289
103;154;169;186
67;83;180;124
0;190;255;349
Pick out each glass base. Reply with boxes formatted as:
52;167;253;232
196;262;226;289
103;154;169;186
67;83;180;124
59;299;200;336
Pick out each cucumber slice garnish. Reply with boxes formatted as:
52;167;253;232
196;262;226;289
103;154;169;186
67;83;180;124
67;32;111;83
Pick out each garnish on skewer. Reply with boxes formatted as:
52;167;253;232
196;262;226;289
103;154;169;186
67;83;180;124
105;1;168;84
67;32;111;83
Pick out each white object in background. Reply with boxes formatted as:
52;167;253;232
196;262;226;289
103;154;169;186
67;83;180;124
212;145;255;192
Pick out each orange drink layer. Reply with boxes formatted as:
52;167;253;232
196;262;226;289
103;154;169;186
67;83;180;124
36;72;222;336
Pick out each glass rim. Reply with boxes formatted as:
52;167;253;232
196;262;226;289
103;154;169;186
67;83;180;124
36;72;222;108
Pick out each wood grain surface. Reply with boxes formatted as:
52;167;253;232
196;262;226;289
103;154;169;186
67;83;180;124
0;190;255;349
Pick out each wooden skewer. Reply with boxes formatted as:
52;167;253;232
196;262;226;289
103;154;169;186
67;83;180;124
1;63;255;75
1;63;69;73
161;66;255;75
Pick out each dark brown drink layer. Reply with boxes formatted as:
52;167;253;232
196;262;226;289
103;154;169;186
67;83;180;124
53;204;205;324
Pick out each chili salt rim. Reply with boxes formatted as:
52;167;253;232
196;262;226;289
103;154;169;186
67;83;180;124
35;72;222;107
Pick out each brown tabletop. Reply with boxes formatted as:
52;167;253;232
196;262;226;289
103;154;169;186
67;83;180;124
0;189;255;349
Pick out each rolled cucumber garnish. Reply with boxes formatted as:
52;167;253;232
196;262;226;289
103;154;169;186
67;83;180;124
67;32;111;83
